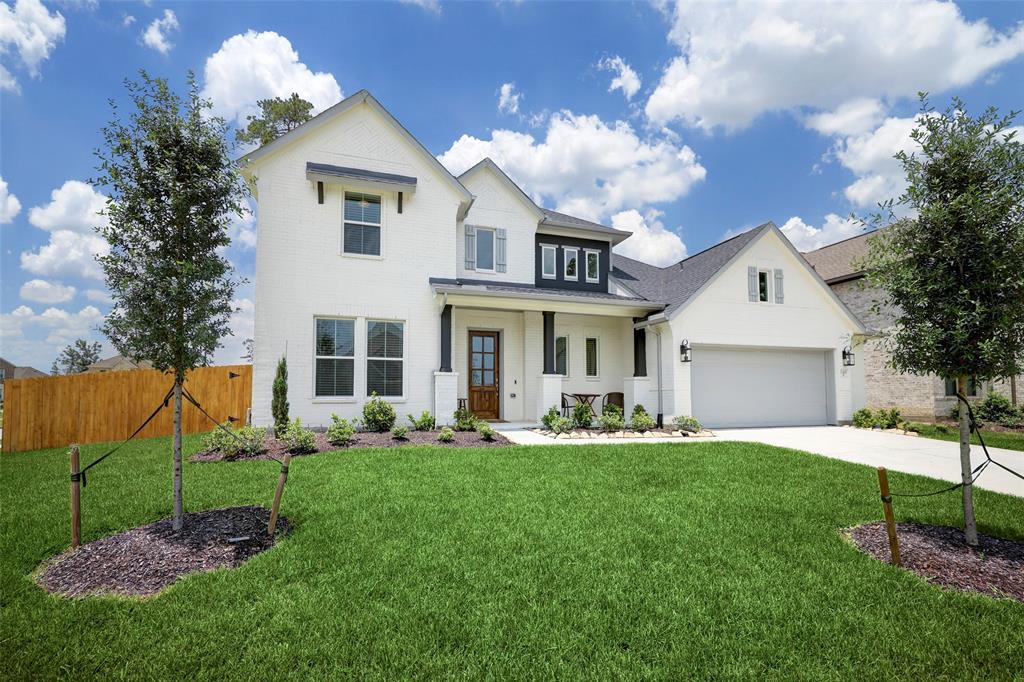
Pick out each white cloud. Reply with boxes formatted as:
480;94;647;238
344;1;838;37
201;30;343;124
0;303;106;369
598;56;641;101
83;288;112;304
438;110;706;221
780;214;864;252
0;0;66;91
833;115;922;208
21;229;109;279
28;179;107;232
805;98;886;137
121;13;134;27
611;209;687;266
645;1;1024;131
497;82;520;115
399;0;441;14
213;294;255;365
140;9;177;54
0;176;21;222
20;278;76;303
227;203;256;249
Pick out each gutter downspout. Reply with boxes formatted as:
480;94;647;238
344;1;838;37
652;324;664;429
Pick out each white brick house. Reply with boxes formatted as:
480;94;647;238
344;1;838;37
242;90;864;429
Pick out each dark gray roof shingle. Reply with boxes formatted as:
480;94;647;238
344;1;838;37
539;209;630;237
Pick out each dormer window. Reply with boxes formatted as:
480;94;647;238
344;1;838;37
564;247;578;280
585;250;600;283
541;244;557;279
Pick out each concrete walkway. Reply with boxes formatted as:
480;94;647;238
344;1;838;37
716;426;1024;498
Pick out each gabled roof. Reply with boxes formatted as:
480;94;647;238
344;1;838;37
458;158;545;221
239;89;474;207
802;228;881;283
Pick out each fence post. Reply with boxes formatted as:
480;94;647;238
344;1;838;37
70;444;81;549
876;467;901;566
268;453;292;538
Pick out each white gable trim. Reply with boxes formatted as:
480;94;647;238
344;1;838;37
459;158;545;222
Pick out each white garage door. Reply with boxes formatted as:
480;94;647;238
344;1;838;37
691;347;829;428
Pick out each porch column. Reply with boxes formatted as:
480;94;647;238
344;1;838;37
632;319;647;377
542;311;555;375
439;304;452;372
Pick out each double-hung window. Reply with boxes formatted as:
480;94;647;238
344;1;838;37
476;227;496;271
555;335;569;376
343;192;382;256
585;337;599;377
758;270;770;302
564;247;579;281
541;244;557;279
585;250;600;283
315;318;355;397
367;320;404;396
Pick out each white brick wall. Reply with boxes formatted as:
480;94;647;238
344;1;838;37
458;167;539;283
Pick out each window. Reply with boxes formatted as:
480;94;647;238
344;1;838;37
758;270;770;302
945;376;978;397
367;320;404;396
585;250;600;283
555;335;569;376
585;337;599;377
315;318;355;397
476;227;495;271
343;192;382;256
541;244;557;279
564;248;578;280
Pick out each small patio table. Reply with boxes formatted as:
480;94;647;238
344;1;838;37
572;393;601;417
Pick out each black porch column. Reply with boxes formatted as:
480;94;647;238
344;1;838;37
542;311;556;375
440;304;452;372
632;318;647;377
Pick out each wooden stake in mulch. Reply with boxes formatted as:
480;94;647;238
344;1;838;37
69;444;81;549
877;467;901;566
268;453;292;538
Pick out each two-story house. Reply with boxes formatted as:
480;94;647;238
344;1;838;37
242;90;864;429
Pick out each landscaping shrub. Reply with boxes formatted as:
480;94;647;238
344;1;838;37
477;423;497;441
326;414;356;446
672;415;702;433
630;404;656;432
363;393;397;432
453;406;478;432
272;356;289;436
852;408;875;429
391;424;409;440
548;415;573;434
407;410;435;431
976;392;1020;425
282;418;317;454
203;422;266;460
878;408;901;430
571;402;593;429
437;426;454;442
541;406;561;430
598;406;625;431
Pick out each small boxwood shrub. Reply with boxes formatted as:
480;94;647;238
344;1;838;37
548;415;573;434
282;418;317;454
878;408;901;430
598;409;625;431
437;426;455;442
203;422;266;460
363;393;396;432
672;415;702;433
391;424;409;440
541;406;561;430
571;402;593;429
976;392;1020;425
326;414;356;446
453;406;478;432
852;408;875;429
477;423;497;441
630;404;656;432
407;410;435;431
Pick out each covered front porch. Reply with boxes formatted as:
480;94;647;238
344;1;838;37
430;280;664;425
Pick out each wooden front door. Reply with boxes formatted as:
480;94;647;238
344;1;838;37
468;331;500;420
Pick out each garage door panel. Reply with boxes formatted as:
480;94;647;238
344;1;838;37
691;348;828;428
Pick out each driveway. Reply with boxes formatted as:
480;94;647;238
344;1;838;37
716;426;1024;498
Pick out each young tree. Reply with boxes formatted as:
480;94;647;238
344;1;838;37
862;96;1024;545
235;93;314;147
50;339;103;375
272;356;289;435
95;71;247;530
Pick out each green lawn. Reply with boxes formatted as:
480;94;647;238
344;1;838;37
2;436;1022;680
909;422;1024;452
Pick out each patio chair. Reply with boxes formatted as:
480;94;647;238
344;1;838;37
602;392;624;414
561;392;577;417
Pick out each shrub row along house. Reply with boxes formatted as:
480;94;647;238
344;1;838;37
242;90;865;429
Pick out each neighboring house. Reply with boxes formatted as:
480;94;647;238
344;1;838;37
803;231;1021;419
0;358;48;403
84;355;154;373
242;90;864;429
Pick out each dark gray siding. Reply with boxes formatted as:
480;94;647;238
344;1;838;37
534;235;610;292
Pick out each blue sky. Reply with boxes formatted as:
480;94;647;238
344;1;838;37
1;0;1023;371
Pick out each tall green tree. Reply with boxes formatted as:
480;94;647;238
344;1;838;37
50;339;103;375
862;95;1024;546
95;71;247;530
235;93;314;147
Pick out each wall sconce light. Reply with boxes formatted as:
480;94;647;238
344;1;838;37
680;339;692;363
842;346;855;367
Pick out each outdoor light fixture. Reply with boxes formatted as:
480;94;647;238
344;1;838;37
680;339;692;363
842;346;855;367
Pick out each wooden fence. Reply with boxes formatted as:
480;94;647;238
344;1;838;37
1;364;252;453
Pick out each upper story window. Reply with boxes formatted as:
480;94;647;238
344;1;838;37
367;320;404;397
465;225;506;273
343;192;382;256
315;318;355;397
564;248;579;281
758;270;770;302
748;267;784;304
541;245;557;279
476;227;496;271
585;250;600;284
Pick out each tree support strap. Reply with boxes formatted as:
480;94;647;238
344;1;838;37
182;386;284;465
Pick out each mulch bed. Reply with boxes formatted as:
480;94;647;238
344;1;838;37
847;521;1024;602
36;506;288;598
191;430;510;462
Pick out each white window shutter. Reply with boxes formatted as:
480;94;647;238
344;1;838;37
496;228;507;273
465;224;476;270
747;266;758;302
774;269;784;303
